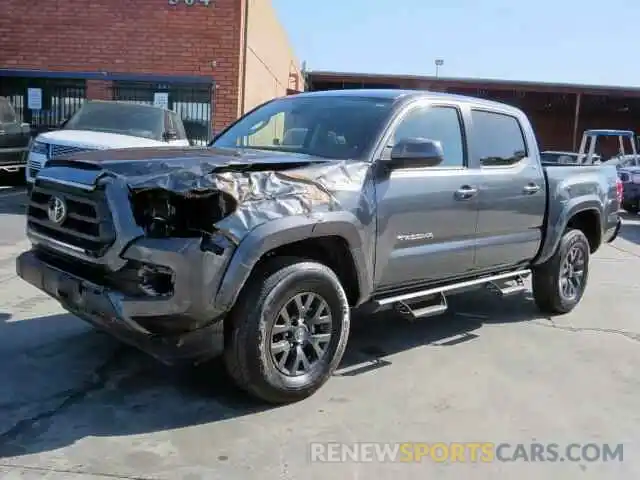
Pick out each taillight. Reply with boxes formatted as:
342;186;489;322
616;178;623;206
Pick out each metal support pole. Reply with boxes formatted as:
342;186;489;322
572;93;582;151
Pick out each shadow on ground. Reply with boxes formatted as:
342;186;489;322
0;187;27;215
0;288;542;459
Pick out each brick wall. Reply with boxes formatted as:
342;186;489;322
86;80;112;102
0;0;244;131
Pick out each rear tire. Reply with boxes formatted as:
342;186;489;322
532;229;590;315
224;257;350;404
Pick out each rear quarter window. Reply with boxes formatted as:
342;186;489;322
471;109;527;166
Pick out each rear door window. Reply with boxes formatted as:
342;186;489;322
471;110;527;166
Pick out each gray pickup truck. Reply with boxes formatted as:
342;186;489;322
0;96;31;176
16;89;622;404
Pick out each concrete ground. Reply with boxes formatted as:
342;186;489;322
0;183;639;479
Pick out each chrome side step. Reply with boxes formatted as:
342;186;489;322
394;293;448;321
486;274;528;297
376;269;531;307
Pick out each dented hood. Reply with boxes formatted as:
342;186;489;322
41;146;373;241
46;146;332;188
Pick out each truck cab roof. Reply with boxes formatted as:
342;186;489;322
294;89;526;116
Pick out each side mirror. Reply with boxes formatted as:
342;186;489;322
389;137;444;168
163;129;178;141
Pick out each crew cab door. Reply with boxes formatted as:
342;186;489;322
373;101;481;289
468;108;546;271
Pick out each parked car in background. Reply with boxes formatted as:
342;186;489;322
0;96;31;177
577;129;637;164
25;100;191;189
606;154;640;169
541;150;602;165
16;90;622;404
617;163;640;213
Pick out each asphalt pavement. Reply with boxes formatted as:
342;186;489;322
0;184;639;479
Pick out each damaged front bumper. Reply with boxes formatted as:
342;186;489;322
16;237;234;365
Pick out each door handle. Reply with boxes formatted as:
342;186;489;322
523;183;541;194
455;185;478;200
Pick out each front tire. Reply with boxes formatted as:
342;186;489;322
532;229;590;315
224;257;351;404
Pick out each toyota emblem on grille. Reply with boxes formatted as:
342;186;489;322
47;196;68;224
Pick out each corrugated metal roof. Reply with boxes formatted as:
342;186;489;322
307;70;640;95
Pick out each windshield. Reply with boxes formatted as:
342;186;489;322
64;102;164;140
212;95;394;160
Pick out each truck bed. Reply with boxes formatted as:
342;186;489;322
542;162;619;189
535;162;620;265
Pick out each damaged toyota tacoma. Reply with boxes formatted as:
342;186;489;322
16;90;622;404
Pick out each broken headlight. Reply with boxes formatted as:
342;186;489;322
130;189;238;239
137;194;178;237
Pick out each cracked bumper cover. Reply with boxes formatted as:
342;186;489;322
15;237;234;365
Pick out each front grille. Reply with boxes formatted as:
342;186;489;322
50;144;96;159
27;181;116;257
27;141;46;181
27;142;97;181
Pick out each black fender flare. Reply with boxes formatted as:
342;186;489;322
534;199;602;266
214;212;373;311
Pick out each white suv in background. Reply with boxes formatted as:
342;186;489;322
26;100;190;188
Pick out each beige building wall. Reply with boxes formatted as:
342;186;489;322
239;0;303;142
